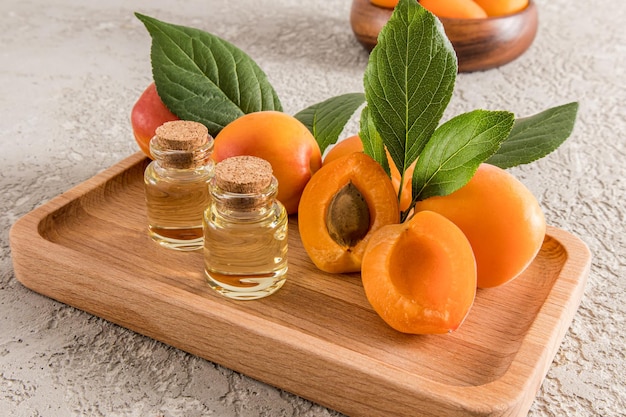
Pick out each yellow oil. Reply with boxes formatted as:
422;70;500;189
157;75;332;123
144;164;211;251
203;204;288;300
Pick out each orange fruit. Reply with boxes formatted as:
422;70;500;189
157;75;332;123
414;163;546;288
419;0;488;19
362;210;477;334
370;0;399;8
212;111;322;215
473;0;529;16
299;152;400;273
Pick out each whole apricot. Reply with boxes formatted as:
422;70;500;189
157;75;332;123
362;210;477;334
324;135;415;212
212;111;322;215
414;163;546;288
419;0;487;19
369;0;399;8
131;82;180;158
473;0;528;16
298;152;400;273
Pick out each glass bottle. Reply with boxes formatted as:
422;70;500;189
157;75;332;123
144;120;214;251
203;155;288;300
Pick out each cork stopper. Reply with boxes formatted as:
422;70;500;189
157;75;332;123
155;120;208;150
215;156;273;194
153;120;209;168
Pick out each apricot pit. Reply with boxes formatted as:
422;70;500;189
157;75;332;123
326;181;371;248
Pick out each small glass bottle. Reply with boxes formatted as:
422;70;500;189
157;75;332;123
203;155;288;300
144;120;214;251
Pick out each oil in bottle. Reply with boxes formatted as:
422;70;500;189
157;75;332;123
144;120;214;251
203;156;288;300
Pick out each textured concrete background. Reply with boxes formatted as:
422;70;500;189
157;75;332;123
1;0;624;416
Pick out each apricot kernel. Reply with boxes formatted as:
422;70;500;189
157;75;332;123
326;181;371;248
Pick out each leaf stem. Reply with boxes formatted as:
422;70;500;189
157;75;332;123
400;203;416;223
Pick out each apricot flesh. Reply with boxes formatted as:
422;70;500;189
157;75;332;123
298;152;400;273
414;163;546;288
362;210;477;334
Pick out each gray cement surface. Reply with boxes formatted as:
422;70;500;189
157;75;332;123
1;0;625;416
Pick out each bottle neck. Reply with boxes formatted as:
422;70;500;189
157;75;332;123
210;177;279;219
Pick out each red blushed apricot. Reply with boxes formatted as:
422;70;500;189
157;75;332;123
414;163;546;288
324;135;415;212
362;210;477;334
131;82;180;158
298;152;400;273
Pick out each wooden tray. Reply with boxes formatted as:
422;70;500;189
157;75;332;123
10;152;590;417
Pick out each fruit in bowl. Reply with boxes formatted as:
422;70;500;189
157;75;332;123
370;0;529;17
351;0;538;72
361;210;477;334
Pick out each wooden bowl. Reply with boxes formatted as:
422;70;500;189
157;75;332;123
350;0;538;72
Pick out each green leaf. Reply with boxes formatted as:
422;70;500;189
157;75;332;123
359;106;390;176
363;0;457;175
486;102;579;169
294;93;365;154
411;110;515;203
135;13;282;137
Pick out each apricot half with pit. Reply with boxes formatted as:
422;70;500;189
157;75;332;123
298;152;400;273
361;210;477;334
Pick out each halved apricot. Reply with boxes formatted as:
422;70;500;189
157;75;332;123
414;163;546;288
362;210;477;334
298;152;400;273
